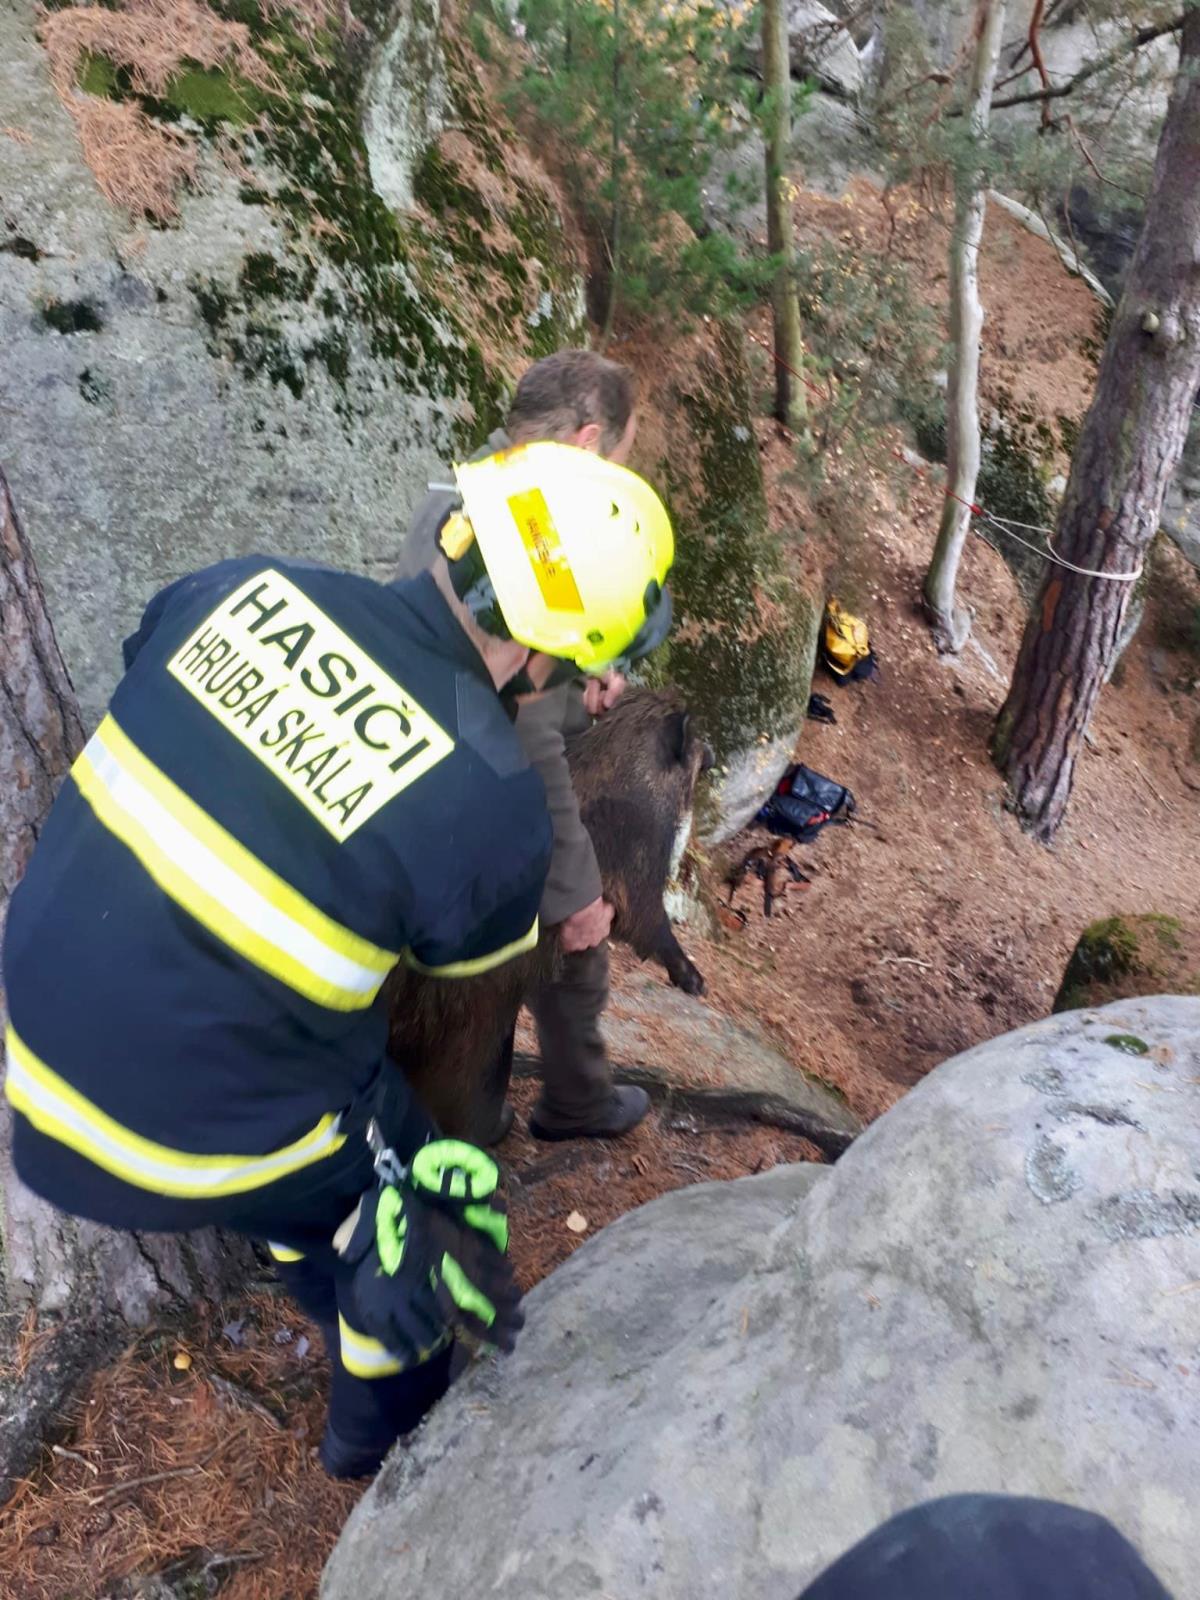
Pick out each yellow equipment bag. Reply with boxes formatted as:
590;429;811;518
822;598;874;679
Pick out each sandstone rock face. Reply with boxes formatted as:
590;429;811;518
1163;405;1200;572
0;0;583;726
323;997;1200;1600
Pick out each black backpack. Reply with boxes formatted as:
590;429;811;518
756;763;856;842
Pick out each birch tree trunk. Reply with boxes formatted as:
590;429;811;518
763;0;807;431
922;0;1007;652
0;469;256;1502
993;11;1200;843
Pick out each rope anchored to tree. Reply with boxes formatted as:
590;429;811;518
751;329;1146;584
967;505;1145;583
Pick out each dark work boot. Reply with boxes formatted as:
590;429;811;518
318;1424;389;1480
528;1085;651;1142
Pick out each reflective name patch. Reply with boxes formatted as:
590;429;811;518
167;570;454;839
508;487;584;612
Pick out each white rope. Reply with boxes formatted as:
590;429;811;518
974;509;1144;584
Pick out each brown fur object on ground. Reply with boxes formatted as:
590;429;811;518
391;688;712;1141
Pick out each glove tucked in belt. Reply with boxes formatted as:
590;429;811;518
336;1133;524;1368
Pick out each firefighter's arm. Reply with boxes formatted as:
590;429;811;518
122;558;263;669
403;824;547;980
122;574;195;668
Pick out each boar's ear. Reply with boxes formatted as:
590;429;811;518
668;709;691;766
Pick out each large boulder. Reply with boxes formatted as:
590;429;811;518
323;997;1200;1599
1055;915;1199;1014
0;0;584;726
740;2;865;103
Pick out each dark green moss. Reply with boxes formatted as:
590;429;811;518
414;145;491;229
106;0;576;441
194;280;232;332
0;235;42;262
78;50;120;98
238;251;316;303
77;50;265;128
39;297;103;334
655;322;813;777
306;330;351;388
160;64;267;126
78;367;113;404
1054;914;1189;1012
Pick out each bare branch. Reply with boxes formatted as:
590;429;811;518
987;13;1185;113
1026;0;1053;130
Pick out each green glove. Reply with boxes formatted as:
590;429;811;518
339;1139;523;1366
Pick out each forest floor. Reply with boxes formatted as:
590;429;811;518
8;186;1200;1599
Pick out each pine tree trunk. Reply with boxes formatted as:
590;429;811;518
763;0;807;432
922;0;1007;652
993;12;1200;842
598;0;622;352
0;469;257;1502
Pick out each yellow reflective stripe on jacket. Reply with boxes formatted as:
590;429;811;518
337;1314;407;1378
337;1314;449;1379
5;1026;346;1198
402;916;539;980
268;1242;306;1263
72;716;400;1012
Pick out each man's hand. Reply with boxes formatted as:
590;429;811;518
581;671;626;717
559;896;614;953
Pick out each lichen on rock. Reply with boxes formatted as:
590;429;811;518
1;0;586;722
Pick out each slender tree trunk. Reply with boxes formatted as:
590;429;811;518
598;0;622;352
763;0;807;431
922;0;1007;652
0;469;256;1502
993;10;1200;842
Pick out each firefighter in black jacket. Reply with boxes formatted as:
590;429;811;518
3;442;674;1478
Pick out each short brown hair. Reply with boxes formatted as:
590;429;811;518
507;349;635;456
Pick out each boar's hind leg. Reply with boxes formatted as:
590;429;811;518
654;914;706;996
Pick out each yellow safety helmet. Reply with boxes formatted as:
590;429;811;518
442;441;675;673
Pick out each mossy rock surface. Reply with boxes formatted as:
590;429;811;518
2;0;586;723
1054;914;1199;1013
652;322;817;844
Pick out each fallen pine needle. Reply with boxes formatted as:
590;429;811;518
208;1371;285;1430
88;1442;225;1505
1161;1280;1200;1297
50;1444;98;1476
1107;1368;1156;1391
879;955;933;970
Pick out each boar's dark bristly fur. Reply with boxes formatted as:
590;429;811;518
567;688;710;996
388;688;710;1142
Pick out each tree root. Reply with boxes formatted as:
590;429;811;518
511;1052;856;1160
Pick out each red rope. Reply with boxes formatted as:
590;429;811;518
745;327;834;404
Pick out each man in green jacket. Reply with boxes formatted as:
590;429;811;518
397;350;651;1141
